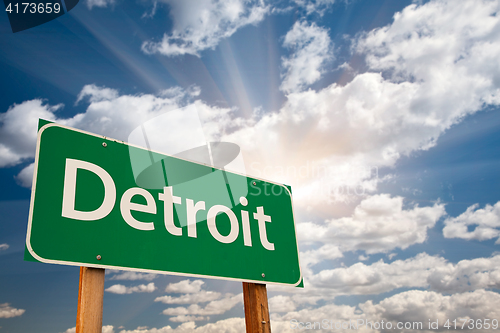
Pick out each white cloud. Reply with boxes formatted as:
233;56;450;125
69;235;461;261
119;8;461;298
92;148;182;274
299;244;343;278
105;282;156;294
3;0;500;208
155;291;222;304
0;87;172;169
14;162;34;188
0;244;9;251
297;194;445;254
271;302;367;333
0;303;25;318
85;0;115;10
7;0;500;208
109;271;158;281
117;322;195;332
271;289;500;333
0;99;61;167
63;325;114;333
292;0;336;16
443;201;500;242
161;293;243;317
224;0;500;207
356;0;500;96
388;253;397;260
0;84;233;186
307;252;445;296
280;21;333;93
427;255;500;293
83;288;500;332
165;279;205;294
157;279;229;318
169;315;208;323
141;0;269;57
63;85;200;142
76;84;119;103
269;295;296;313
360;289;500;332
119;318;245;333
287;253;500;302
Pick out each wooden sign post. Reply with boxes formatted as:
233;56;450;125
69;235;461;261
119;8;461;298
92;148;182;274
76;267;105;333
243;282;271;333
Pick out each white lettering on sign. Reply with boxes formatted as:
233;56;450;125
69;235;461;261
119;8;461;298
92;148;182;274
207;205;239;244
186;198;205;238
60;158;275;250
62;159;116;221
254;207;275;251
158;186;182;236
120;188;156;231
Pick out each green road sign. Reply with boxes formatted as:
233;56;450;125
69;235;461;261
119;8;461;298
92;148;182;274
26;121;302;286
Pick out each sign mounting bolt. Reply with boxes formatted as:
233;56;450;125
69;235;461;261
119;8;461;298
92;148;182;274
253;181;256;185
96;255;102;260
261;273;265;277
102;142;107;147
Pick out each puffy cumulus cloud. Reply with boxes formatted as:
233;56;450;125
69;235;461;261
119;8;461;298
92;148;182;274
157;282;242;322
119;318;245;333
0;99;61;167
161;293;243;317
63;326;114;333
117;323;196;333
360;289;500;332
155;291;222;304
0;84;233;186
297;194;445;254
299;244;343;278
271;289;500;333
108;271;158;281
357;0;500;95
0;303;25;318
271;303;369;333
4;0;500;208
76;84;119;103
187;318;246;333
156;279;230;319
427;255;500;293
15;162;34;188
65;84;216;143
165;279;205;294
6;0;500;209
280;21;333;93
443;201;500;242
225;0;500;206
307;253;445;296
274;254;500;304
0;243;9;251
269;295;297;313
117;322;195;333
169;315;208;323
85;0;114;10
105;282;156;294
141;0;268;57
292;0;336;16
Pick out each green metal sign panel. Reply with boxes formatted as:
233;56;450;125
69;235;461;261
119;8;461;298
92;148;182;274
26;122;302;286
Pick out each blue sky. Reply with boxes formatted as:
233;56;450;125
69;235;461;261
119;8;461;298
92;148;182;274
2;0;500;332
